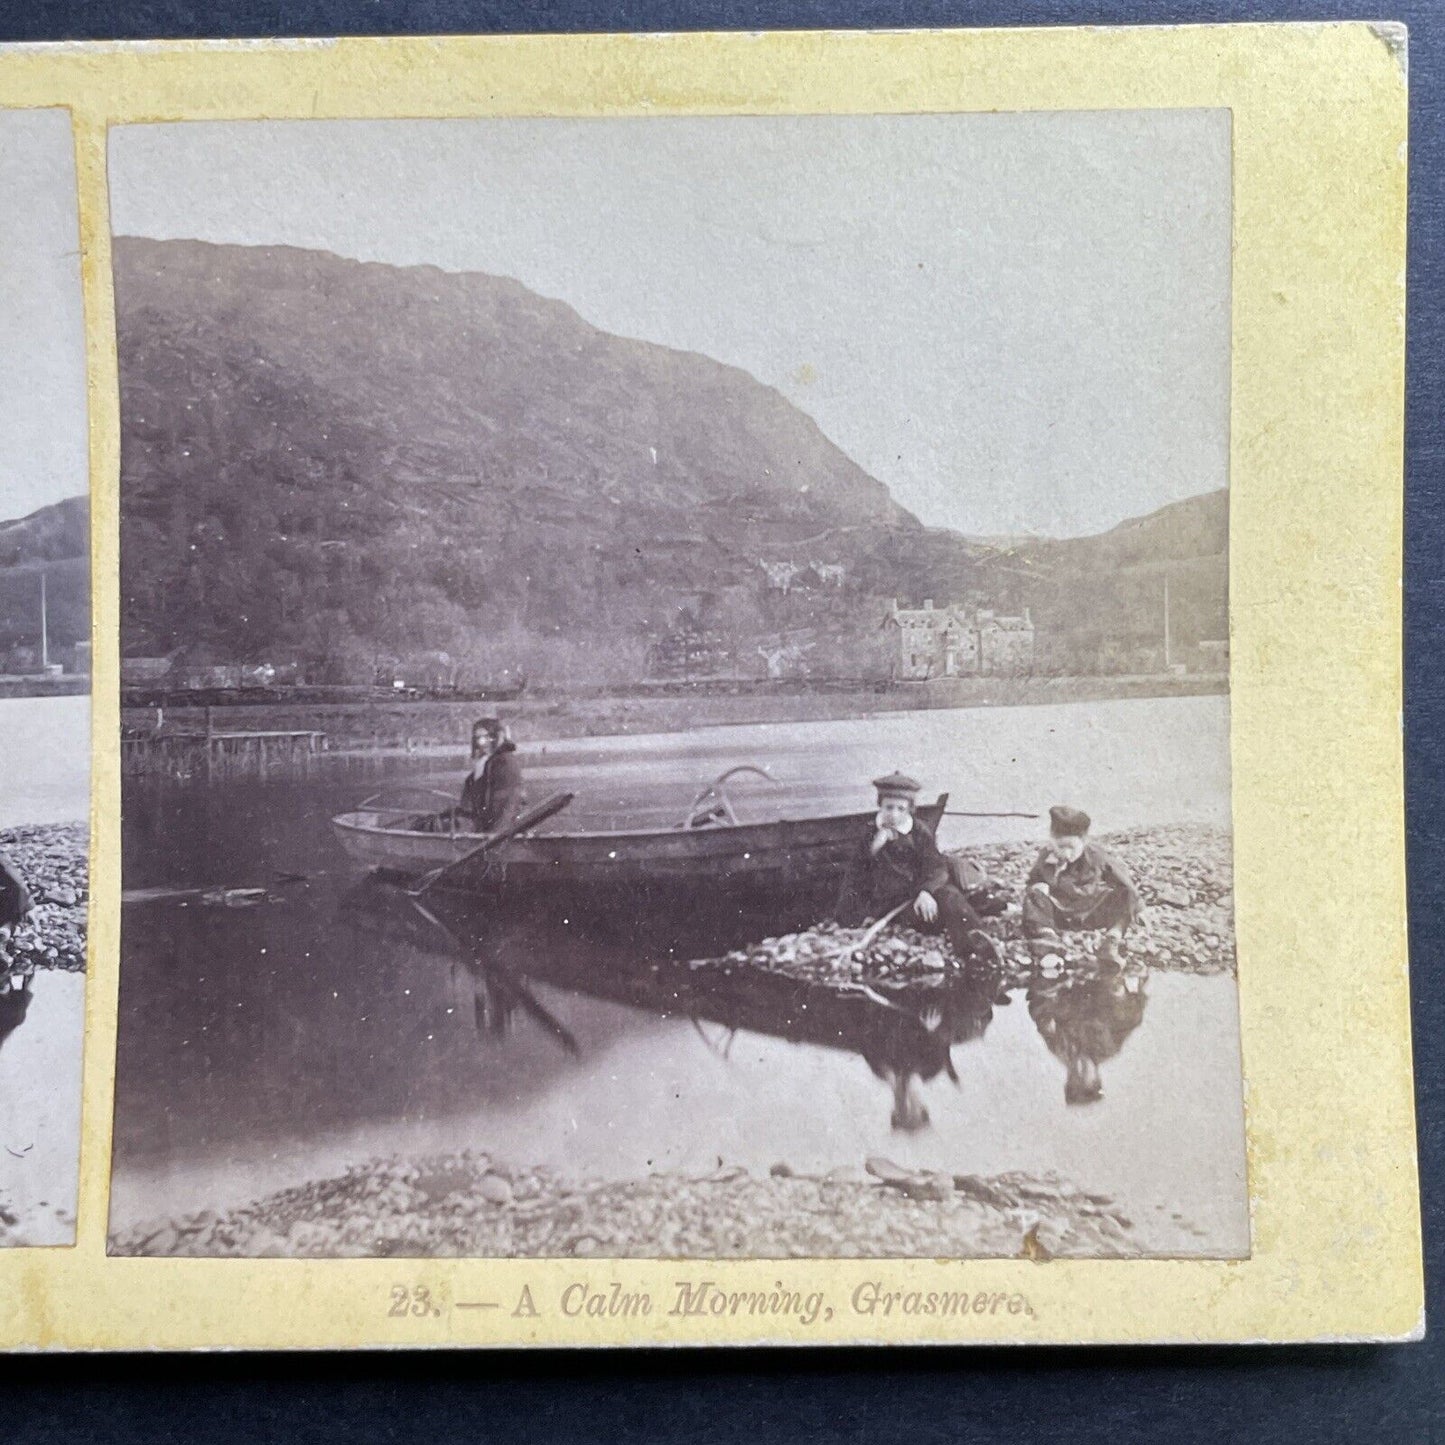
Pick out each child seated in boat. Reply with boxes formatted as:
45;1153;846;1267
456;717;525;834
1023;805;1142;966
834;772;1002;969
416;717;526;835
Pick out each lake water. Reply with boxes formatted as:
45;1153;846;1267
0;693;89;1248
110;695;1249;1255
0;970;84;1245
0;693;90;827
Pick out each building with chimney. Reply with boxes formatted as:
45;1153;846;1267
887;599;1035;679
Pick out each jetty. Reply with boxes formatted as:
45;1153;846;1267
121;728;327;780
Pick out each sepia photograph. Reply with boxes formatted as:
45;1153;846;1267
106;109;1246;1261
0;106;91;1247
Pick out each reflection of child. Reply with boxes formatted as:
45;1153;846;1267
861;977;1000;1132
1027;965;1149;1105
1023;806;1141;965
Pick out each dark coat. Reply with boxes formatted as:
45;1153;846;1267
0;853;32;929
459;744;525;833
835;819;951;926
1026;842;1140;923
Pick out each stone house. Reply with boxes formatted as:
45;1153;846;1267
887;599;1035;679
974;608;1036;675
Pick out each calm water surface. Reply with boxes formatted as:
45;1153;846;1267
0;970;83;1245
112;698;1248;1253
0;694;88;1245
0;694;90;826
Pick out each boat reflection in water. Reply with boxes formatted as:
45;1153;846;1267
338;876;1017;1136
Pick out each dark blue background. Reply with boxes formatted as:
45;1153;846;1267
2;3;1439;1441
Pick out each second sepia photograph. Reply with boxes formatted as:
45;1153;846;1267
107;110;1245;1261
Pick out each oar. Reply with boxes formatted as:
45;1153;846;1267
486;965;582;1059
407;791;575;897
407;894;582;1058
942;810;1041;820
835;898;915;967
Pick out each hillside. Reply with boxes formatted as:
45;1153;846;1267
1029;489;1228;572
114;237;1226;683
0;495;88;567
979;491;1229;671
0;497;89;666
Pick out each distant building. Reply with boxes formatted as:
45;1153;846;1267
757;558;847;592
68;640;92;676
381;651;458;692
887;599;1035;679
120;656;297;691
120;656;173;687
1195;639;1229;673
2;645;38;677
974;609;1036;675
758;559;804;594
756;637;813;679
185;665;247;690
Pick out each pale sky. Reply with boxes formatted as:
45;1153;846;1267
0;108;88;520
109;110;1231;538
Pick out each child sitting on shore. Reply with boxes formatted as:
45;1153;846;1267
0;852;35;1054
1023;806;1142;966
0;851;32;972
834;771;1002;970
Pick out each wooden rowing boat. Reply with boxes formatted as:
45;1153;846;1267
331;770;948;901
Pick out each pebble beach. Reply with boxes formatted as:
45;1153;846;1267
111;1153;1213;1260
689;824;1236;987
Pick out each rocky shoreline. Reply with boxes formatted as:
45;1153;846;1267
968;824;1235;975
0;822;88;975
695;825;1236;988
111;1153;1215;1260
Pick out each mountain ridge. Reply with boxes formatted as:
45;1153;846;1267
112;236;1226;681
0;496;90;666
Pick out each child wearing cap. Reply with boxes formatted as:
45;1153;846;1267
1023;805;1142;966
834;772;1002;969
